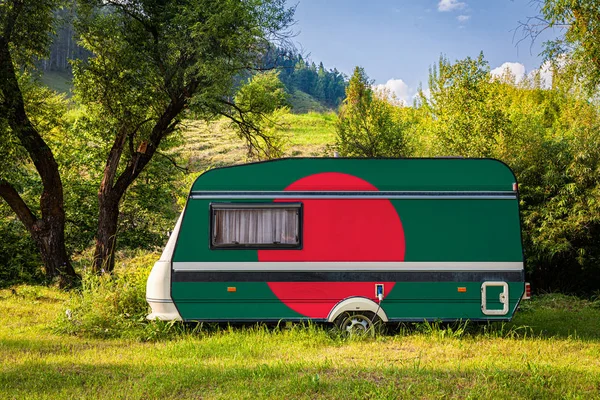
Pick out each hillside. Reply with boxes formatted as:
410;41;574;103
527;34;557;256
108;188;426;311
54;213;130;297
40;70;337;113
180;112;337;173
40;70;73;96
287;90;331;114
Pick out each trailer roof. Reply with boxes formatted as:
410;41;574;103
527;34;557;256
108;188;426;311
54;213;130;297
191;158;516;192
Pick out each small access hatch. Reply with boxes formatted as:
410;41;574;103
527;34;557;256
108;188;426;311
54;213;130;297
481;281;509;316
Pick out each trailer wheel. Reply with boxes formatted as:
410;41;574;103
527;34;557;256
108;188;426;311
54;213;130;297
335;311;382;336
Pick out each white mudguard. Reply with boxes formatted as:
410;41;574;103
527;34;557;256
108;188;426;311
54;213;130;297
327;296;389;323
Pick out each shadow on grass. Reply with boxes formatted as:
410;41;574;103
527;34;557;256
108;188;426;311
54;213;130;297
0;337;131;357
506;294;600;341
0;350;596;399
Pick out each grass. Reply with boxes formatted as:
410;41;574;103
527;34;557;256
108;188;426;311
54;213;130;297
1;282;599;399
287;90;331;114
180;112;337;173
40;70;74;96
280;112;337;156
512;294;600;341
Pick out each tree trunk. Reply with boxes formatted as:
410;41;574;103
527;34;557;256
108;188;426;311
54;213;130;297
34;216;78;287
91;123;128;274
91;94;190;274
93;192;120;273
0;180;78;287
0;36;79;287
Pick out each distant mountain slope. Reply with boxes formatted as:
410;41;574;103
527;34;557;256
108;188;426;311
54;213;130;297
259;47;347;110
287;90;329;114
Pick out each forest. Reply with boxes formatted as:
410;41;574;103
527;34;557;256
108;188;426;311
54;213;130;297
1;0;600;297
40;9;347;110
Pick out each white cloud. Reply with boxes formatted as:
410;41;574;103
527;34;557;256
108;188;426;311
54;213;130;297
490;62;527;83
438;0;466;12
457;15;470;22
374;79;411;106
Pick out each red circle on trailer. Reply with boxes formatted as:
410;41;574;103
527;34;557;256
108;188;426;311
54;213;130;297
258;172;405;318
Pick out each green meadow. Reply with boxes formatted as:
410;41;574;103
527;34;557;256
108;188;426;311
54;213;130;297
180;112;337;172
1;279;599;399
2;113;599;399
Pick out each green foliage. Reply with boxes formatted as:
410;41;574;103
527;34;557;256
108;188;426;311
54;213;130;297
67;0;296;272
53;105;186;255
498;87;600;293
2;0;600;298
236;71;289;112
425;53;510;157
259;47;347;109
55;252;155;339
414;53;600;294
539;0;600;94
75;0;295;126
0;72;66;197
117;151;186;250
231;70;290;159
0;211;43;286
0;0;62;67
290;59;347;109
0;74;73;284
335;66;410;157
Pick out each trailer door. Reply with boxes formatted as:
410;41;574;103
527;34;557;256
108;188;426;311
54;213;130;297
481;281;509;316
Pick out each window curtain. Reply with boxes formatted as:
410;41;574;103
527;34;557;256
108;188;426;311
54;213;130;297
213;208;298;246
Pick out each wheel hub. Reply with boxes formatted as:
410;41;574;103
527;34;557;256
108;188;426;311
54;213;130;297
342;314;372;334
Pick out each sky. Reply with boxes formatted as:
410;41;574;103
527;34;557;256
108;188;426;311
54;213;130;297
288;0;560;104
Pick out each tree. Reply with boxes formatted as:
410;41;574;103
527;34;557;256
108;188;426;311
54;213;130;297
254;47;348;109
313;62;326;101
521;0;600;94
0;0;79;286
232;70;290;159
335;67;409;158
415;52;600;293
423;53;511;157
73;0;295;273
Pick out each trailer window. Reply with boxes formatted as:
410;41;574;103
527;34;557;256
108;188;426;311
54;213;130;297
211;203;301;249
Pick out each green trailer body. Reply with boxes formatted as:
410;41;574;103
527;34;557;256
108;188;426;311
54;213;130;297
146;158;525;325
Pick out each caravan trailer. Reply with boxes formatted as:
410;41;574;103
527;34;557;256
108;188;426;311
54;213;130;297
146;158;525;331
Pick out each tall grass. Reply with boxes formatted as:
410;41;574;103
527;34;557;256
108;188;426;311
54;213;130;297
1;281;600;398
54;251;156;340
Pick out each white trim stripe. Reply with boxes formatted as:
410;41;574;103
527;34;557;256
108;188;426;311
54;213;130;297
172;261;524;272
190;191;516;200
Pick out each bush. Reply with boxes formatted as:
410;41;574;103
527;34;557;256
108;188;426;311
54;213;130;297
0;212;44;287
55;251;158;339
